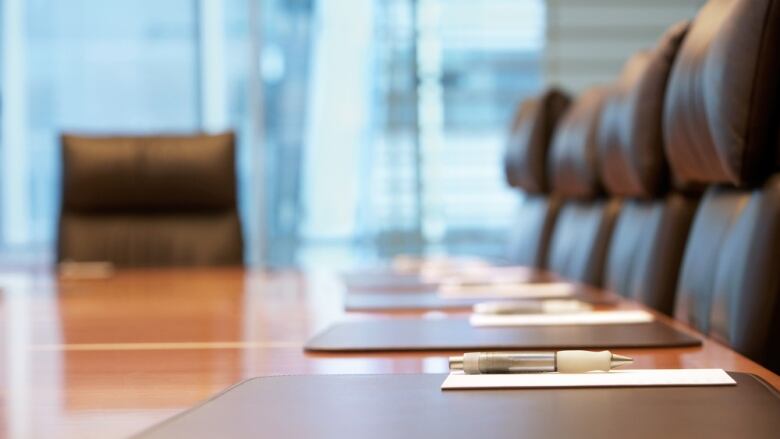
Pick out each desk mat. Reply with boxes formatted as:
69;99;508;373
343;290;617;311
134;373;780;439
304;318;700;352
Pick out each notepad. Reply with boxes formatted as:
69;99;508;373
473;299;593;315
439;282;575;299
416;259;491;280
441;369;736;390
469;310;654;327
433;266;538;284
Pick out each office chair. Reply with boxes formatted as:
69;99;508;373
57;132;243;267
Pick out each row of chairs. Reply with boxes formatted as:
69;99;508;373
501;0;779;374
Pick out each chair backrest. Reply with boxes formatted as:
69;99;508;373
58;132;244;267
600;22;699;315
504;88;571;193
546;86;621;286
503;88;571;267
665;0;780;372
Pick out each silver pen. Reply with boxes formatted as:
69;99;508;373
449;350;633;374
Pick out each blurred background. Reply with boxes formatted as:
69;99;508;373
0;0;704;268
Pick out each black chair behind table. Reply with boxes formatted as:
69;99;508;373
545;86;621;288
57;132;244;267
503;87;571;269
663;0;780;373
599;22;699;316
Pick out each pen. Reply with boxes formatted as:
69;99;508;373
448;350;633;374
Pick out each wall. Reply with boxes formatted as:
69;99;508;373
544;0;705;92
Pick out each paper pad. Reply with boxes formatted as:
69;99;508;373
439;282;575;299
441;369;736;390
469;310;655;327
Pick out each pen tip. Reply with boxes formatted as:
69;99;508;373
610;354;634;369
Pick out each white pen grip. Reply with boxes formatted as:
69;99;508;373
556;350;612;373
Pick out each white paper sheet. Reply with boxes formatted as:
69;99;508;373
438;282;576;299
441;369;736;390
469;310;654;327
473;299;593;315
431;266;538;284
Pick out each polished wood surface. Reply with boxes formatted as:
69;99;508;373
0;267;777;439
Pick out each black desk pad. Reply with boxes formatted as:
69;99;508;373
344;290;618;311
304;318;700;352
134;373;780;439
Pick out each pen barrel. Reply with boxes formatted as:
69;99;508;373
468;352;555;373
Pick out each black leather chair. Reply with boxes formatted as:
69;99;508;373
503;88;571;268
599;22;698;315
546;86;621;287
57;132;244;267
664;0;780;373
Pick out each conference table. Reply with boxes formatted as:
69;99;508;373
0;267;777;438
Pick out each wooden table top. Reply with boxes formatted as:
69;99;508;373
0;267;777;439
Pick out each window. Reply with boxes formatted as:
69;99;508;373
0;0;544;266
359;0;545;258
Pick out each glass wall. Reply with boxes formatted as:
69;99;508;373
359;0;544;258
0;0;545;267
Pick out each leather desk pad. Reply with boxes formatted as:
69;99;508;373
343;290;617;311
135;373;780;439
304;317;700;352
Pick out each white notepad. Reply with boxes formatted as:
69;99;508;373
433;266;538;284
469;310;654;327
441;369;736;390
416;259;491;280
473;299;593;315
438;282;576;299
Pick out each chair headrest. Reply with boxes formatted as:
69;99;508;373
664;0;780;187
549;86;609;199
504;87;572;193
600;22;690;198
61;132;237;211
